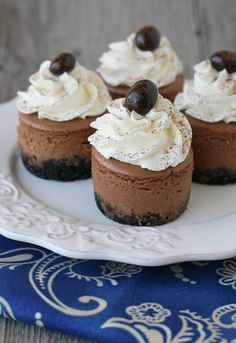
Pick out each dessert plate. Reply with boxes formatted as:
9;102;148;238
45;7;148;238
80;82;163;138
0;99;236;266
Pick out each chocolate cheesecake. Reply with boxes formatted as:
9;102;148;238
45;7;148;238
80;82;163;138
18;113;97;181
175;51;236;185
89;80;193;226
92;147;193;226
98;26;184;102
187;115;236;184
17;52;111;181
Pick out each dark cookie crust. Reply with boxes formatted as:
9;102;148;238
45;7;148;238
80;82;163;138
95;193;189;226
21;152;91;181
193;168;236;185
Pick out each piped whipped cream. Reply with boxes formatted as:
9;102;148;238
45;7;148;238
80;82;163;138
175;60;236;123
17;61;111;121
89;95;192;172
98;34;183;88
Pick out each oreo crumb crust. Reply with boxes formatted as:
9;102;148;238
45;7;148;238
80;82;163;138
95;192;189;226
21;152;91;181
193;167;236;185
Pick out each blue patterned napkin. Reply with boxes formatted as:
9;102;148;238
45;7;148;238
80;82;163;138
0;235;235;342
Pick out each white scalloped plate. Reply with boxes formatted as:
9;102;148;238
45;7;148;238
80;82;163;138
0;98;236;266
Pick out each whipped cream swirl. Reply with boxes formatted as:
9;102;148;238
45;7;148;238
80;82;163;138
89;95;192;171
98;34;183;88
175;60;236;123
17;61;111;121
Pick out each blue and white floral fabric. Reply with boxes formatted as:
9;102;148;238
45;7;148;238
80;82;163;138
0;235;235;342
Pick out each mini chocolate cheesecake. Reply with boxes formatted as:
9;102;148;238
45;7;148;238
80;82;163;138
187;115;236;185
98;26;184;102
175;50;236;185
92;147;193;226
17;53;111;181
89;80;193;226
18;113;97;181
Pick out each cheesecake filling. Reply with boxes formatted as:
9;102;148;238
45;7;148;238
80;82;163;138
17;61;111;121
89;95;192;172
175;60;236;123
98;34;183;88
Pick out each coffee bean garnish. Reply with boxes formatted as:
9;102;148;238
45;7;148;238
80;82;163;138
135;26;161;51
50;52;76;76
125;80;158;116
210;50;236;74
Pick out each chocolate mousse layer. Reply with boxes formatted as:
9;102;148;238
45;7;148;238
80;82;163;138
187;114;236;184
104;74;184;102
18;112;98;181
92;147;193;226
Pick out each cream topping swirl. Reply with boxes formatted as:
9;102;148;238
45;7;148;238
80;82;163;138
17;61;111;121
89;95;192;171
175;60;236;123
98;34;183;88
